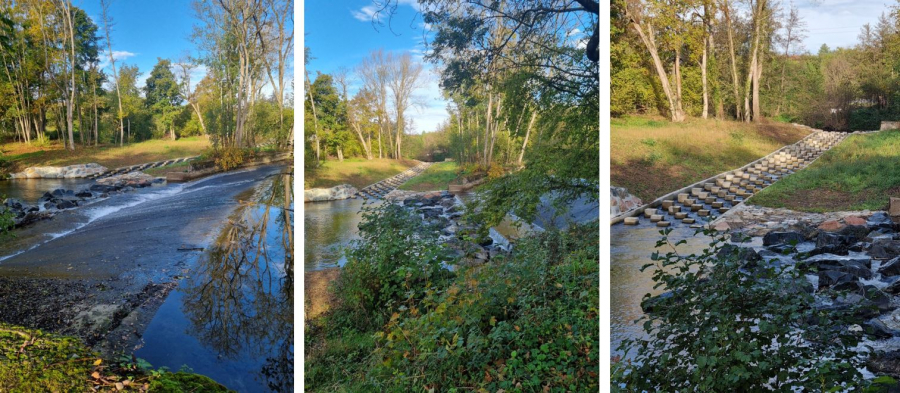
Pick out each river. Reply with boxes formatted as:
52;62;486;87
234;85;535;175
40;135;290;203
0;165;293;392
0;177;94;203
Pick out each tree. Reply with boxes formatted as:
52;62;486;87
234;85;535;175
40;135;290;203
386;52;423;160
144;58;182;140
175;58;207;135
100;0;125;146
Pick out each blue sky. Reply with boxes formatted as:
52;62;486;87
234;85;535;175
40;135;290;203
76;0;201;90
305;0;448;134
791;0;892;52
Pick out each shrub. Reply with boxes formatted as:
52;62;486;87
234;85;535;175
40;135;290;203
330;203;456;331
209;147;251;171
615;228;869;391
370;223;599;391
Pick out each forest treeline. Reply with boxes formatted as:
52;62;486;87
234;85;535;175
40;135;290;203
0;0;293;151
305;0;599;202
613;0;900;131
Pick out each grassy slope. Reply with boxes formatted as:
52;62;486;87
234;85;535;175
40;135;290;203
749;130;900;212
611;115;811;201
398;161;459;191
305;158;417;189
1;137;210;170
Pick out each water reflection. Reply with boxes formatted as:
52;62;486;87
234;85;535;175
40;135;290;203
0;178;93;202
137;171;293;392
304;198;377;271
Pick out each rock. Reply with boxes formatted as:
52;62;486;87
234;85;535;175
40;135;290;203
871;239;900;260
96;172;156;190
813;232;856;255
882;257;900;277
819;270;858;290
641;291;678;313
869;212;896;230
868;350;900;378
762;231;806;246
818;219;845;232
55;200;75;209
866;319;899;339
89;184;115;193
717;244;762;267
845;216;867;226
3;198;24;210
867;227;897;242
304;184;359;202
9;163;107;179
75;190;92;198
838;225;870;241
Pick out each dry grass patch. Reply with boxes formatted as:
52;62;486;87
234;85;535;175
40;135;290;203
1;137;210;170
611;115;810;201
305;158;418;189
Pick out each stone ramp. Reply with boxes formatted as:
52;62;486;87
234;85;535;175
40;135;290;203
612;129;849;229
356;162;432;199
89;156;200;179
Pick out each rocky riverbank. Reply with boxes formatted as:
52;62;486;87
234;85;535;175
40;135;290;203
9;163;107;179
650;209;900;378
388;190;509;266
304;184;358;202
3;172;163;228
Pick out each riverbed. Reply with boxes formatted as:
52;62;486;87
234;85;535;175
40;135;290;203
0;165;292;392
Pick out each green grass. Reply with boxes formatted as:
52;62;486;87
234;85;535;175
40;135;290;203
398;161;459;191
611;115;811;201
305;158;417;189
749;130;900;212
0;137;210;170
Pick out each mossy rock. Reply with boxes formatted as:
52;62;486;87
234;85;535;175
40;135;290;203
148;371;233;392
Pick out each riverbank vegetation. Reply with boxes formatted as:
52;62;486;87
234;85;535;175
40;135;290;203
749;130;900;211
304;158;417;189
397;161;459;191
0;0;293;158
306;0;598;389
613;229;889;390
306;205;599;391
0;323;230;392
612;115;809;201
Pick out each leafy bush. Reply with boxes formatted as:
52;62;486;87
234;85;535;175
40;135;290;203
370;223;599;391
615;228;868;391
330;203;455;331
208;147;251;171
849;107;883;131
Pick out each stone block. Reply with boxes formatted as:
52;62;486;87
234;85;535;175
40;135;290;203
623;217;639;225
891;197;900;217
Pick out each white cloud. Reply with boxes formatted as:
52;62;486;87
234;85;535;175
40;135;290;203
351;5;382;22
98;50;137;70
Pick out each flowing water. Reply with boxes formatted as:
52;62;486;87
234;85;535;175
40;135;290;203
0;178;94;203
610;224;715;358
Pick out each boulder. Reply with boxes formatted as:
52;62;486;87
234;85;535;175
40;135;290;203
762;231;806;246
304;184;359;202
868;350;900;378
869;212;896;230
882;257;900;277
845;216;868;226
813;232;856;255
717;244;762;267
838;225;870;242
818;219;845;232
9;163;106;179
866;319;899;339
871;239;900;260
819;270;858;290
75;190;92;198
55;200;75;210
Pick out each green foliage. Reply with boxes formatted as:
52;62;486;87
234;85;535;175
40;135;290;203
306;208;600;391
370;223;599;392
330;203;455;330
209;147;250;171
615;228;867;390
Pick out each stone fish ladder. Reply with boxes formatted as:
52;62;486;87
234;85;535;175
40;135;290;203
89;156;200;179
613;130;849;229
356;162;432;199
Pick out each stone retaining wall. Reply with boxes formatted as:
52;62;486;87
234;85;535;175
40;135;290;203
10;163;107;179
610;187;642;216
304;184;358;202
